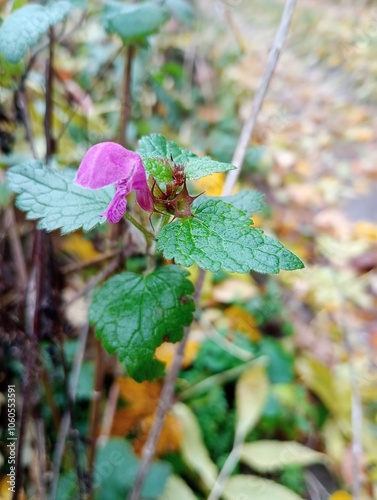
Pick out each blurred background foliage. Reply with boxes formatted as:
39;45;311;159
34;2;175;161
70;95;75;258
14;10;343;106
1;0;377;499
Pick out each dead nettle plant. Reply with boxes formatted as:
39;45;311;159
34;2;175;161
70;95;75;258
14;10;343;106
1;0;300;498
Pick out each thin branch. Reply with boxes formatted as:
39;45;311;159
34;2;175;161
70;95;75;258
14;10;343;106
222;0;297;196
61;248;122;275
129;267;206;500
49;324;89;500
118;45;135;147
16;90;38;159
44;28;55;162
4;207;28;293
64;258;119;308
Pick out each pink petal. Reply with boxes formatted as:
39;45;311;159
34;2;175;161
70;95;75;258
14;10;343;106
135;188;154;212
75;142;143;189
100;183;129;223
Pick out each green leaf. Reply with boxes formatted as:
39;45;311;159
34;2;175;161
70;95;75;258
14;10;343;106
194;189;265;215
157;200;304;274
102;1;169;43
89;266;195;382
94;439;170;499
139;134;235;182
6;161;113;234
240;441;327;473
0;1;71;63
223;475;303;500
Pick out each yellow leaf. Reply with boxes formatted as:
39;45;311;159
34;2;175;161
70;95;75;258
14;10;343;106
159;475;197;500
193;172;225;196
240;441;327;473
223;475;303;500
111;378;181;456
225;305;260;341
354;221;377;241
236;363;269;437
329;491;352;500
173;402;218;492
155;340;200;369
62;233;101;261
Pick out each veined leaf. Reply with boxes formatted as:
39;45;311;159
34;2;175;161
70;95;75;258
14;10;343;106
6;161;113;234
157;200;304;274
139;134;235;182
89;266;195;382
0;1;71;63
194;189;266;215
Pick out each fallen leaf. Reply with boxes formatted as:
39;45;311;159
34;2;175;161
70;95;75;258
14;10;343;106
225;305;260;341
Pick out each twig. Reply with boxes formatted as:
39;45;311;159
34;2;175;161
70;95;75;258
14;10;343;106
16;90;38;159
222;0;297;196
97;380;120;447
49;324;89;500
129;268;206;500
64;258;119;307
4;207;27;293
35;418;47;500
118;45;135;147
44;28;55;161
61;248;121;275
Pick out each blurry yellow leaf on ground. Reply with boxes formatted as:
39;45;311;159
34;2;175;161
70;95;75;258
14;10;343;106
194;172;225;196
173;402;218;492
155;340;200;369
62;233;101;260
223;475;303;500
111;377;182;456
329;491;352;500
354;221;377;241
240;440;327;473
213;278;258;303
225;305;260;341
132;412;182;456
236;362;269;437
159;475;197;500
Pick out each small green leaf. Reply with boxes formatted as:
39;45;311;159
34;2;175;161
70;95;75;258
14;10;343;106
194;189;265;215
157;200;304;274
139;134;235;182
102;1;169;43
89;266;195;382
0;1;71;63
6;161;113;234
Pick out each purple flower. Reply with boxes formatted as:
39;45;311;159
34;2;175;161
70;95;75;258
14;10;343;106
75;142;153;223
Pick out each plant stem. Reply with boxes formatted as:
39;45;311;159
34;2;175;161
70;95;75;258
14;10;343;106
118;45;135;147
222;0;297;196
129;268;206;500
124;212;155;241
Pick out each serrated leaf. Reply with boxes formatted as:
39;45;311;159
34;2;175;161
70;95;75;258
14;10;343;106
240;441;327;473
157;200;304;274
139;134;235;182
194;189;265;215
0;1;71;63
223;475;303;500
6;161;113;234
102;1;169;42
89;266;195;382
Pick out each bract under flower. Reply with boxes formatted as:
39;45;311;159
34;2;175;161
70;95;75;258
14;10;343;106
75;142;153;223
